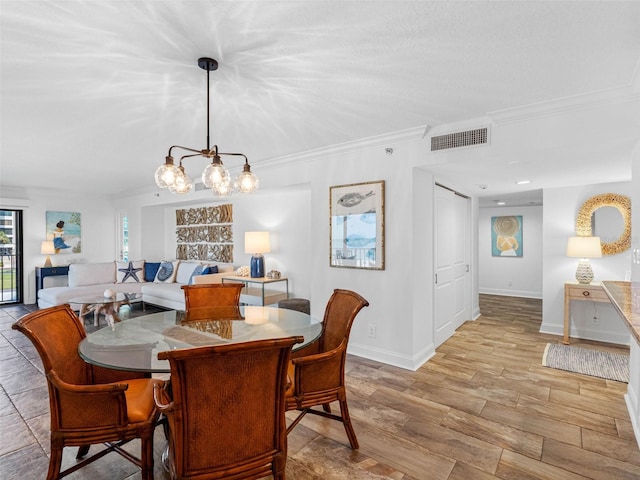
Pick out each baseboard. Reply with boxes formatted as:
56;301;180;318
347;342;435;371
479;288;542;299
538;324;630;346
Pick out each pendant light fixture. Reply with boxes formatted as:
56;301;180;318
154;57;259;196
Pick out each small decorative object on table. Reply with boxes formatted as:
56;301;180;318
103;288;115;298
266;270;281;279
236;266;250;277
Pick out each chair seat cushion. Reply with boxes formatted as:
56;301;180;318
286;361;295;396
122;378;164;423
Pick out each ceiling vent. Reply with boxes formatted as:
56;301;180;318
430;127;488;151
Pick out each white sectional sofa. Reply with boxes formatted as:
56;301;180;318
37;260;236;311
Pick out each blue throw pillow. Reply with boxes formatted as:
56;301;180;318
201;265;219;275
144;262;161;282
188;264;204;285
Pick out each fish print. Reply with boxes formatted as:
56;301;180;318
337;190;374;208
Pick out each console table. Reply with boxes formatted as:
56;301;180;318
563;281;611;344
221;275;289;306
35;265;69;297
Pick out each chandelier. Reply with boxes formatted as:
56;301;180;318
154;57;259;196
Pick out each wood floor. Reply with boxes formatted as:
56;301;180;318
1;295;639;479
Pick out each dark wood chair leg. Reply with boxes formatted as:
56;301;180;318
339;399;359;449
76;444;90;459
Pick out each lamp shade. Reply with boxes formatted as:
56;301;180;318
41;241;56;255
244;231;271;254
566;236;602;258
41;240;55;268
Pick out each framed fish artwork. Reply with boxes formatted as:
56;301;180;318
330;180;385;270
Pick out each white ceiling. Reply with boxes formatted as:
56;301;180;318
2;1;639;205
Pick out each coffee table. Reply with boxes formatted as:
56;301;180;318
69;292;143;328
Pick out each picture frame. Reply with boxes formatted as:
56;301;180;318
330;180;385;270
46;211;82;254
491;215;522;257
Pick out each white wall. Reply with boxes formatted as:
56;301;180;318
632;141;640;281
1;188;116;304
479;205;543;298
541;181;633;344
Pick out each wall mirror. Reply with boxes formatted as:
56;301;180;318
576;193;631;255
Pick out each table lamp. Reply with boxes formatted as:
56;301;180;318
566;236;602;284
41;240;56;267
245;231;270;278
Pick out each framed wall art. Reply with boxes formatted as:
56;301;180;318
330;180;385;270
46;211;81;254
491;215;522;257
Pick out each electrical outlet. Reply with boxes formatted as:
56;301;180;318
367;325;376;338
508;280;512;286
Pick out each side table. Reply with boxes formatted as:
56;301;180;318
35;265;69;297
563;281;611;344
221;275;289;306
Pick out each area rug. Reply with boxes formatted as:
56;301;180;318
542;343;629;383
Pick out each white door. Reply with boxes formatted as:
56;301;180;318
434;185;470;347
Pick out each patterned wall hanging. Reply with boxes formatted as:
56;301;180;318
175;204;233;263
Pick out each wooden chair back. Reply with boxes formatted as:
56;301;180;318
319;288;370;353
155;336;304;479
12;304;91;385
181;283;244;320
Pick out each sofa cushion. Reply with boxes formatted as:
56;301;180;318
141;282;185;303
144;262;161;282
175;262;202;285
68;262;115;287
154;261;179;283
201;265;218;275
38;282;144;308
116;260;145;283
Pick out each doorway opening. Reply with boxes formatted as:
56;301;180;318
0;209;23;304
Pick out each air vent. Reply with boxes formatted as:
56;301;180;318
431;127;488;151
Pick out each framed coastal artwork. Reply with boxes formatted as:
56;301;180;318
491;215;522;257
46;211;81;254
330;180;385;270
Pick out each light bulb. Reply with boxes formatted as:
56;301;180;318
169;167;193;194
154;159;180;188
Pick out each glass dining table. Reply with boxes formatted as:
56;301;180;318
78;305;323;373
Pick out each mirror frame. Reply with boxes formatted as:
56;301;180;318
576;193;631;255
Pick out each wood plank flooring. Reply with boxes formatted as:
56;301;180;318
1;295;638;479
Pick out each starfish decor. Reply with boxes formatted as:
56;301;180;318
118;261;143;282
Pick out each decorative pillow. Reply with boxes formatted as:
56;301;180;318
144;262;161;282
201;265;219;275
188;264;204;285
154;261;179;283
116;260;145;283
68;262;116;287
175;262;203;284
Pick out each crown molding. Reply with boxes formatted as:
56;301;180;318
488;86;640;125
255;125;426;168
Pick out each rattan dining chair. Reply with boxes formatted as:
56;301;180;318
285;289;369;449
11;305;163;480
181;283;244;320
154;336;304;479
